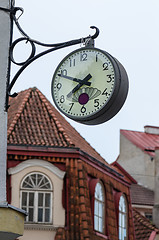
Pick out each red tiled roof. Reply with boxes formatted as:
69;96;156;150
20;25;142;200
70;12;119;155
7;87;107;164
121;129;159;156
133;208;159;240
131;184;154;206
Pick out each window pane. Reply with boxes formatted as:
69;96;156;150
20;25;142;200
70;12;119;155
28;208;33;222
29;192;34;206
99;203;103;218
119;227;121;239
99;217;103;233
37;174;43;186
38;208;43;222
45;209;50;222
124;228;127;238
22;192;27;206
45;193;50;207
22;176;33;188
119;213;122;227
95;183;100;199
94;200;98;216
38;193;43;207
94;216;98;231
124;214;127;228
31;174;36;186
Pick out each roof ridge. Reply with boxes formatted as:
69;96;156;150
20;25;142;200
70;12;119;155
7;88;32;137
35;88;75;146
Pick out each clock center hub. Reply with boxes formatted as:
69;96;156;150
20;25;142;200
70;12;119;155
78;93;89;105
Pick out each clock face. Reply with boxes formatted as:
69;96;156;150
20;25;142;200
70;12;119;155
52;47;118;123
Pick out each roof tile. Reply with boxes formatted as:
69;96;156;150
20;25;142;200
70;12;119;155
8;87;107;164
131;184;154;206
133;208;159;240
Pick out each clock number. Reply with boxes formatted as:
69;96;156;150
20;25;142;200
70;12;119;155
103;62;109;71
96;54;98;62
107;74;113;83
61;69;67;76
94;99;99;108
70;59;76;67
60;95;65;103
80;53;87;61
68;103;74;112
57;83;62;90
81;106;86;113
102;88;108;96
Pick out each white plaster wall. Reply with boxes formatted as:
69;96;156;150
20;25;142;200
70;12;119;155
9;160;65;239
19;229;56;240
118;134;155;190
155;235;159;240
0;0;11;203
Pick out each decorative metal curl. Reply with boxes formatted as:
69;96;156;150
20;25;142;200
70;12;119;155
2;6;99;110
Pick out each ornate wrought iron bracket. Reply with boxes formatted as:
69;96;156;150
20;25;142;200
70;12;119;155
0;6;99;111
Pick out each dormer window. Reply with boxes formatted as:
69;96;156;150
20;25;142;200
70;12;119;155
20;172;53;223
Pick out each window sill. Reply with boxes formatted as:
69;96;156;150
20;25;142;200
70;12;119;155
24;223;60;231
94;231;109;239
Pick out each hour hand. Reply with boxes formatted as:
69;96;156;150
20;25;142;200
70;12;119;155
58;74;91;86
67;73;92;98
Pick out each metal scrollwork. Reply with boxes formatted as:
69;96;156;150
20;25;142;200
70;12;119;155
0;6;99;110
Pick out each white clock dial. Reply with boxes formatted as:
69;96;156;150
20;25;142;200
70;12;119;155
52;48;116;118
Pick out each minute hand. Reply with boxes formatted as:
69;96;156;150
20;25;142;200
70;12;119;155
67;74;92;98
58;74;91;86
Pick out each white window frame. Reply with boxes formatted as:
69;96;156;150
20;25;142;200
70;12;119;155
20;172;53;224
119;194;128;240
94;181;105;233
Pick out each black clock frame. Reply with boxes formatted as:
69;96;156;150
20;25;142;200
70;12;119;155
51;47;129;125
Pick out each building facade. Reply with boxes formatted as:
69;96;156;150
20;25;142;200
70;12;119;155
117;126;159;232
7;88;135;240
117;126;159;191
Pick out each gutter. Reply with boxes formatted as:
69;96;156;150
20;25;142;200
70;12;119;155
7;144;130;186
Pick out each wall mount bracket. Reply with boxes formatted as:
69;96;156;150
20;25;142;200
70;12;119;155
0;6;99;111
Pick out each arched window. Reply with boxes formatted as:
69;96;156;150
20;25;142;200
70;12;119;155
119;194;128;240
20;172;53;223
94;182;105;233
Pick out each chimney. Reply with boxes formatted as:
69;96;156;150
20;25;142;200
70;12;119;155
144;125;159;135
153;147;159;228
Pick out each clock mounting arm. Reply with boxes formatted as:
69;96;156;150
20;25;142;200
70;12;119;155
0;5;100;111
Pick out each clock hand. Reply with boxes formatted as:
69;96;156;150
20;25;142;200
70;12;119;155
58;74;91;86
67;73;92;98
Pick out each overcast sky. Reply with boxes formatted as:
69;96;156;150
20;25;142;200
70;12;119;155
12;0;159;163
